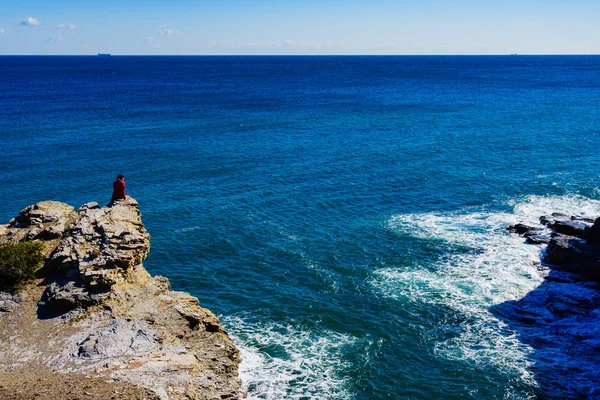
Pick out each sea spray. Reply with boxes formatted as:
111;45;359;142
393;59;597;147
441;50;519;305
221;315;357;399
373;195;600;398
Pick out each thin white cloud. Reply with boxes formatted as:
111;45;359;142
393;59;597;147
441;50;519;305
21;17;41;26
160;25;180;36
0;28;5;34
57;23;76;30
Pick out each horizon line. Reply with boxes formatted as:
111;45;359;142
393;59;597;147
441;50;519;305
1;53;600;57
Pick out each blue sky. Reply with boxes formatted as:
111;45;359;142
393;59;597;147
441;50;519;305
0;0;598;55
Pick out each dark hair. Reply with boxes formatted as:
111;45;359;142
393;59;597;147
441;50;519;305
117;174;124;179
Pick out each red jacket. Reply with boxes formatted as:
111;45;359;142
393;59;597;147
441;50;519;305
112;178;126;199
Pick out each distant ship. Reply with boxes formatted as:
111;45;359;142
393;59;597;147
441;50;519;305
509;53;518;56
97;53;111;57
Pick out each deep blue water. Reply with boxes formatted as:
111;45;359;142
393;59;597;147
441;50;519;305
1;55;600;399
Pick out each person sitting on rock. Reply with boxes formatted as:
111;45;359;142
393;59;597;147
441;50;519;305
111;174;127;202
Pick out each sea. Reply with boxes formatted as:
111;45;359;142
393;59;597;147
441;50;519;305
1;55;600;399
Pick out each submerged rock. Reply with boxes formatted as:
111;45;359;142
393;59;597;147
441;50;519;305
506;222;552;244
506;223;537;235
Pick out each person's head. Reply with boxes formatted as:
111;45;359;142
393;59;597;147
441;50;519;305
117;174;124;180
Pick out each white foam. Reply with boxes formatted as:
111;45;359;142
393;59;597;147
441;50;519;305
375;195;600;391
510;194;600;223
174;226;202;233
221;315;356;400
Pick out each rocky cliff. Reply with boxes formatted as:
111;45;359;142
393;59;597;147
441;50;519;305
0;199;242;400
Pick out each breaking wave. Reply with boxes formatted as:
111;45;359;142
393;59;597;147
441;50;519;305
372;194;600;396
221;315;356;400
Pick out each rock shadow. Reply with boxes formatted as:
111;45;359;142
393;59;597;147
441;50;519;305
493;216;600;398
36;274;107;319
491;263;600;399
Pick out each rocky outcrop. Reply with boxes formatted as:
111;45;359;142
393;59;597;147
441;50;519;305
508;214;600;281
542;214;593;238
0;199;242;400
46;200;151;288
499;213;600;398
1;201;76;243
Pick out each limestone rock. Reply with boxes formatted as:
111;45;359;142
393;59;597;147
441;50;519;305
47;198;150;289
0;199;242;399
39;279;106;316
75;318;161;359
0;201;75;245
0;292;23;312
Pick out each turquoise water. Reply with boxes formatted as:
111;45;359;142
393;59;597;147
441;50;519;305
1;56;600;399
